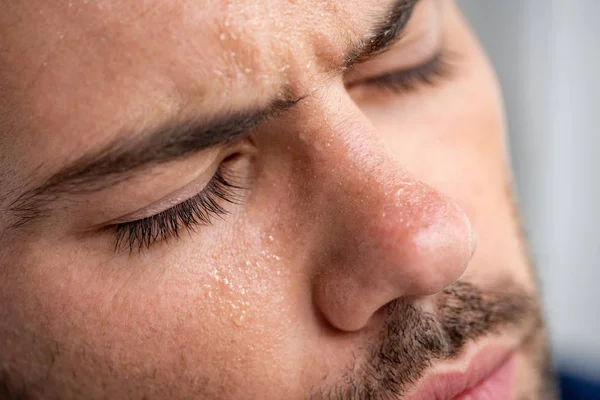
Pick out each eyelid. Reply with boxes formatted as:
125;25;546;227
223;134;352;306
111;165;243;253
353;49;450;92
108;161;220;224
104;139;254;224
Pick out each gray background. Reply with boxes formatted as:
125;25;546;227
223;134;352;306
458;0;600;379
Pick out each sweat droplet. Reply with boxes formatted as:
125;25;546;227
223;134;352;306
232;310;247;327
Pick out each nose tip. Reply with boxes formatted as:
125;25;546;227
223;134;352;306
312;186;477;332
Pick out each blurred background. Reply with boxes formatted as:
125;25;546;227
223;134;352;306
457;1;600;398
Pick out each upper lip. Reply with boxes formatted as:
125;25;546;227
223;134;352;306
404;344;515;400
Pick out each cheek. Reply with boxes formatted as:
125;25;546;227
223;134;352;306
2;232;305;395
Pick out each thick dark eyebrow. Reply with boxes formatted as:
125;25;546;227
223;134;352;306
344;0;420;69
6;0;419;228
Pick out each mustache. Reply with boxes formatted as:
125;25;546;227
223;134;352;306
313;280;541;400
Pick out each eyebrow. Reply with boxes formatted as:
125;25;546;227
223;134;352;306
345;0;419;69
7;0;419;227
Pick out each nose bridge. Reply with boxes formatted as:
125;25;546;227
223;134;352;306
308;115;474;332
313;117;445;258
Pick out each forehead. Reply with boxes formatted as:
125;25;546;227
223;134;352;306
1;0;368;111
0;0;382;175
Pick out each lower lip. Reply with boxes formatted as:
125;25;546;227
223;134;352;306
452;355;516;400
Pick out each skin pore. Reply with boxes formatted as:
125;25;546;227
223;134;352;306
0;0;557;399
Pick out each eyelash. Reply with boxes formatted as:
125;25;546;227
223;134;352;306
359;50;452;93
110;166;242;253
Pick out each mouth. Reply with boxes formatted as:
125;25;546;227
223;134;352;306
405;345;516;400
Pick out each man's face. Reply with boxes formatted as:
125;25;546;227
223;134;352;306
0;0;555;399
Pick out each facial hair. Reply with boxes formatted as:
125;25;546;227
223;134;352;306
312;280;557;400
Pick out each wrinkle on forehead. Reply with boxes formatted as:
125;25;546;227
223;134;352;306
0;0;362;122
2;0;360;96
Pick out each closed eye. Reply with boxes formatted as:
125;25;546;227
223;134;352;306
105;165;243;254
349;49;452;94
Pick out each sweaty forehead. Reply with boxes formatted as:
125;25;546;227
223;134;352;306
0;0;381;179
1;0;368;112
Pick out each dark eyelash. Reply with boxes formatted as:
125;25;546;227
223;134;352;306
110;167;242;253
359;50;452;93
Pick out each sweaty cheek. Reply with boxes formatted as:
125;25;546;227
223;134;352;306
3;235;302;393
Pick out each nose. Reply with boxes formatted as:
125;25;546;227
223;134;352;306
310;118;475;332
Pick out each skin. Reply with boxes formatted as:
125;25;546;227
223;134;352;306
0;0;557;399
